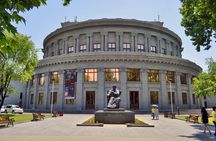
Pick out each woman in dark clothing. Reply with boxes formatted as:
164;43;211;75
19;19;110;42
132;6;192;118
201;107;211;135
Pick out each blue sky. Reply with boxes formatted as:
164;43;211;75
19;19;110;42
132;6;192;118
16;0;216;71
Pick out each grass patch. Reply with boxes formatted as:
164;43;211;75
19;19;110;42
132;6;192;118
175;115;214;126
0;113;52;125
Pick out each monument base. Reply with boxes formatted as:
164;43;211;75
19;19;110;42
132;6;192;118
95;109;135;124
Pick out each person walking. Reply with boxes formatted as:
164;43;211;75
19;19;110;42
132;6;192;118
212;106;216;136
151;107;155;120
155;108;159;120
201;107;211;135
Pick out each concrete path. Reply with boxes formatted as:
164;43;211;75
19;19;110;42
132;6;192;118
0;114;215;141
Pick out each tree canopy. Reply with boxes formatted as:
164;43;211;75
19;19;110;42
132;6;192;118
192;58;216;97
0;0;71;38
180;0;216;51
0;31;38;108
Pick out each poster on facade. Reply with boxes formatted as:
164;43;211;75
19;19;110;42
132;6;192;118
64;69;77;99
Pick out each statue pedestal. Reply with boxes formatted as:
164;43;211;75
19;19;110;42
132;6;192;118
95;109;135;124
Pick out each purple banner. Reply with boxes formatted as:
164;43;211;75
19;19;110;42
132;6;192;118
64;69;77;99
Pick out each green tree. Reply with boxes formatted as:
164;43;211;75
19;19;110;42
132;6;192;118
0;31;38;109
180;0;216;51
193;58;216;97
0;0;71;38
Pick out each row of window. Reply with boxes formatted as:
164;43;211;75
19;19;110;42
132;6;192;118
31;91;196;105
32;69;190;86
51;43;175;56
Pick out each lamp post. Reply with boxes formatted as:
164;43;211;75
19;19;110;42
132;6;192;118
169;79;174;114
50;78;54;115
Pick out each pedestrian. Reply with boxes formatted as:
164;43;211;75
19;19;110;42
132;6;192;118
177;106;180;115
211;106;216;136
155;108;159;120
201;107;211;135
151;107;155;120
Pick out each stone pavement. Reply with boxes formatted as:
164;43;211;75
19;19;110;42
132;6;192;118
0;114;215;141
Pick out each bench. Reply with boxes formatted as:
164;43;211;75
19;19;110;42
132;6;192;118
32;113;45;121
164;112;176;119
185;114;199;123
0;116;14;127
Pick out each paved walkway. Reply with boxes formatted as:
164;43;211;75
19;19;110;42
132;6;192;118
0;114;215;141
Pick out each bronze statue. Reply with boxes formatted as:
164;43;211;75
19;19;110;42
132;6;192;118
107;86;121;109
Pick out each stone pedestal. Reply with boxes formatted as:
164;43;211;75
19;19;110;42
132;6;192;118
95;109;135;124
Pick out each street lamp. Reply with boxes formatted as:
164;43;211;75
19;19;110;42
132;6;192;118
50;78;54;116
169;79;174;114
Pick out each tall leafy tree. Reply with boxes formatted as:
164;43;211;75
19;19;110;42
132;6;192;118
0;31;38;109
0;0;71;38
193;58;216;97
180;0;216;51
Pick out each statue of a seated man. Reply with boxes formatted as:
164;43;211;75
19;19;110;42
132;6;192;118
107;86;121;109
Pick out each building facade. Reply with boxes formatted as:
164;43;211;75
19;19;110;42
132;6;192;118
24;19;203;112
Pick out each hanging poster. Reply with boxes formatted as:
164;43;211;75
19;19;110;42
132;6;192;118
64;69;77;99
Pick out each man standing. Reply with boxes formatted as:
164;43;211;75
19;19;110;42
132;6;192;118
212;106;216;136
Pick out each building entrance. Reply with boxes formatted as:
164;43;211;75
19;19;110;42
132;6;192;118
86;91;95;109
129;91;139;109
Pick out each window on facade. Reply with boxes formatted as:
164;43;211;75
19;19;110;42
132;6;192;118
180;73;187;84
80;44;87;52
108;43;116;51
105;68;119;81
150;91;159;104
38;93;44;105
150;46;156;53
84;69;98;82
123;43;131;52
137;44;145;52
166;71;175;83
182;93;187;104
39;73;45;86
50;92;57;104
168;92;175;104
192;93;196;104
30;94;34;104
93;43;101;52
161;48;166;55
68;46;74;53
127;69;140;81
50;71;59;84
58;49;63;55
148;69;160;82
65;99;74;105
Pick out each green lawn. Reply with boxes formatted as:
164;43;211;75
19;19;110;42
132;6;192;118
0;113;52;124
175;115;214;126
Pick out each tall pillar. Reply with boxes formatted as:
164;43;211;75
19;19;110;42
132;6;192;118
75;35;79;53
101;33;104;51
116;32;121;51
104;33;108;51
146;34;150;52
131;33;135;52
44;72;50;110
25;81;31;109
158;37;161;54
187;74;193;108
160;70;167;109
97;68;105;109
176;72;182;107
76;68;83;111
120;68;127;108
33;74;39;109
134;33;138;52
141;68;149;110
58;70;65;111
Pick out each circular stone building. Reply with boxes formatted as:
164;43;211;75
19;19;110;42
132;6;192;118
24;19;202;112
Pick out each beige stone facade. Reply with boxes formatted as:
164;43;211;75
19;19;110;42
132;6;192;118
24;19;203;112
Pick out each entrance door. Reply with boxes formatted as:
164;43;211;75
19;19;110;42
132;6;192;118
86;91;95;110
130;91;139;109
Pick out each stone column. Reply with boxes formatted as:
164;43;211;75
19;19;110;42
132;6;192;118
100;33;104;51
44;72;50;110
120;68;127;108
131;33;135;52
134;33;138;52
157;37;161;54
176;72;182;107
116;32;121;51
75;35;79;53
64;38;68;54
58;70;65;111
104;33;108;51
160;70;167;109
97;68;105;109
187;74;193;108
33;74;39;109
76;68;83;111
25;81;31;109
141;68;149;110
146;34;150;52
